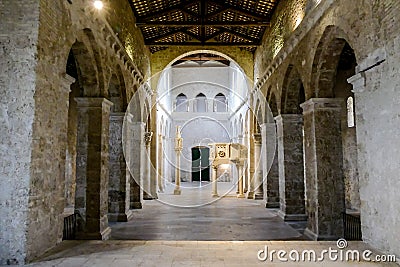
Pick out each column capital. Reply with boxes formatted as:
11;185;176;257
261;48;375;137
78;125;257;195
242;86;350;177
75;97;114;108
110;112;125;120
144;131;153;145
60;73;75;93
274;114;303;124
347;72;366;93
252;133;262;143
300;98;343;114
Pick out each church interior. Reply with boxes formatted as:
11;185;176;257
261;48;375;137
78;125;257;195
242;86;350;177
1;0;400;265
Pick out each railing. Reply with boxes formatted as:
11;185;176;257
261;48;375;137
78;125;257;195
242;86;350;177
63;213;78;240
343;212;362;240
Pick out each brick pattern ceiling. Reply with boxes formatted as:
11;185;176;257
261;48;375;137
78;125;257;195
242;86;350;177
129;0;279;53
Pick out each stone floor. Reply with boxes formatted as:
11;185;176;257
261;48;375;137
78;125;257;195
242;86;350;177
111;182;305;240
28;241;398;266
23;182;399;266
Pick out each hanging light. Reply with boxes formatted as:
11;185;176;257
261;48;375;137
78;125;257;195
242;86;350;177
93;0;104;10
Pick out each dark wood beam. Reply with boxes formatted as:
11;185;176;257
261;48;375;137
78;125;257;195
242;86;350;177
214;26;259;43
181;29;201;41
146;42;259;47
200;0;206;44
205;6;230;19
208;1;270;21
204;29;225;41
146;28;188;43
137;1;200;21
136;21;270;27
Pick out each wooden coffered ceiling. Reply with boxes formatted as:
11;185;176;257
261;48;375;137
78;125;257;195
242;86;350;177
129;0;280;53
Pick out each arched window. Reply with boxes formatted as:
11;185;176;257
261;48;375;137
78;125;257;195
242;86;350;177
195;93;207;112
347;96;355;128
214;93;227;112
175;93;188;112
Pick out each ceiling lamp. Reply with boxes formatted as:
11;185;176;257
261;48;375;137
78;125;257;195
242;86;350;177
94;0;104;10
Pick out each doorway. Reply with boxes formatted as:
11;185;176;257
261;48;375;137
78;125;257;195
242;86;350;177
191;146;210;181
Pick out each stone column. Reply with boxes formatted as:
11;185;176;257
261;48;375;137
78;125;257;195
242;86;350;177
261;123;280;208
301;98;345;240
61;74;75;214
108;113;130;222
143;132;154;200
236;162;245;198
275;115;306;221
174;126;183;195
75;97;112;240
211;165;219;197
242;132;250;193
125;119;144;209
157;134;164;193
253;133;264;200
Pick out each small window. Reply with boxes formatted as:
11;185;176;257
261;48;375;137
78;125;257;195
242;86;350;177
214;93;227;112
347;96;355;128
195;93;207;113
175;93;188;112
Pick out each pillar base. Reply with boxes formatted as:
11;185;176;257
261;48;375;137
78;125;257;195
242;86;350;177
143;195;155;200
277;210;307;221
108;213;128;222
254;193;264;200
247;191;254;199
76;227;111;240
237;193;245;198
174;188;181;195
130;202;142;209
212;193;219;198
304;228;338;241
265;201;279;208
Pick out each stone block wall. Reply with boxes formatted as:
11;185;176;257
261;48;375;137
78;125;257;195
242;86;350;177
1;0;151;264
0;0;40;264
254;0;400;258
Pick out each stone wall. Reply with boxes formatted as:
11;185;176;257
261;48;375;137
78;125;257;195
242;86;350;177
0;1;40;265
151;47;254;82
1;0;151;264
254;0;400;258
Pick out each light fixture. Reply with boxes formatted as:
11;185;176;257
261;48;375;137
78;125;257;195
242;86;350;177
94;0;103;10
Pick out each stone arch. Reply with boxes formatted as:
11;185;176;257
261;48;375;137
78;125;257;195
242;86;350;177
311;25;358;98
163;49;250;79
108;71;127;113
281;65;306;114
83;28;106;97
267;89;279;118
68;40;98;96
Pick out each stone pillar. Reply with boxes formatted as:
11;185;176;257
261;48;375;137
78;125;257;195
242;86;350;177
75;97;112;240
62;74;75;214
253;133;264;200
236;162;245;198
261;123;280;208
275;114;306;221
242;132;250;193
174;126;183;195
301;98;345;240
157;134;164;193
143;132;154;200
108;113;130;222
211;165;219;197
125;119;144;209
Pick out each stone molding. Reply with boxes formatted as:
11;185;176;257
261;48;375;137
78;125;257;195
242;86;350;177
75;97;114;108
300;98;343;114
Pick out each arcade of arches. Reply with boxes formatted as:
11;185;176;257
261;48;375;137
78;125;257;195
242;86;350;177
1;0;400;265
